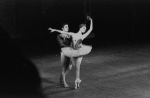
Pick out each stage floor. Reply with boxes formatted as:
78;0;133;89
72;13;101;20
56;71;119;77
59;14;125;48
29;45;150;98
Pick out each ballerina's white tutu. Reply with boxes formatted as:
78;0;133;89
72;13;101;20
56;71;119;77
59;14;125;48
61;44;92;57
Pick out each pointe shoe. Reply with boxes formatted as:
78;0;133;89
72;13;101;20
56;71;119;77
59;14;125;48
75;79;81;89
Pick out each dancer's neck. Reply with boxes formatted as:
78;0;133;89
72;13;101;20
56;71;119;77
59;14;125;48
77;30;82;35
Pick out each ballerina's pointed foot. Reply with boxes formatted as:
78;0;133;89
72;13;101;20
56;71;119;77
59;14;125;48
75;79;81;89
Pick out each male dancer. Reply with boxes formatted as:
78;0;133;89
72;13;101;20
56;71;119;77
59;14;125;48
56;24;72;87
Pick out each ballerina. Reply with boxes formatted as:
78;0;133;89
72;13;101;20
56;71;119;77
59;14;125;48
48;16;93;89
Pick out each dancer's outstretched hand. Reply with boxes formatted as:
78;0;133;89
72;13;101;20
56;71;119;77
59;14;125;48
87;16;91;20
48;28;55;33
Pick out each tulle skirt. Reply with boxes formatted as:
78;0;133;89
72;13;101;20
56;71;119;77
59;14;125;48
61;45;92;57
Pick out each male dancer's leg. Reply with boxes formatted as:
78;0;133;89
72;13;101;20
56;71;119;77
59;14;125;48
60;52;72;87
65;56;72;73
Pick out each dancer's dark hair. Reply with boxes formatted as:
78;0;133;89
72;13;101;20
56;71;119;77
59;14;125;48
79;24;86;28
62;23;68;28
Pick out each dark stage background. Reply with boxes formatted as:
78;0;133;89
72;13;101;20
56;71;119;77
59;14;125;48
0;0;150;49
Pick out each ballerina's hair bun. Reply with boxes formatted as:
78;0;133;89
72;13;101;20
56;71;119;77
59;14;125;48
79;24;86;28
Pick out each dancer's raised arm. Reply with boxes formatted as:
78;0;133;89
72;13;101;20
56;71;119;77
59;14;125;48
82;16;93;40
48;28;74;35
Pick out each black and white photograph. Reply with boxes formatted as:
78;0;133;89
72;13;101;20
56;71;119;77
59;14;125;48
1;0;150;98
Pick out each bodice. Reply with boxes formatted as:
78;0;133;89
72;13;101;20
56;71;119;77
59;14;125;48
71;33;83;49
